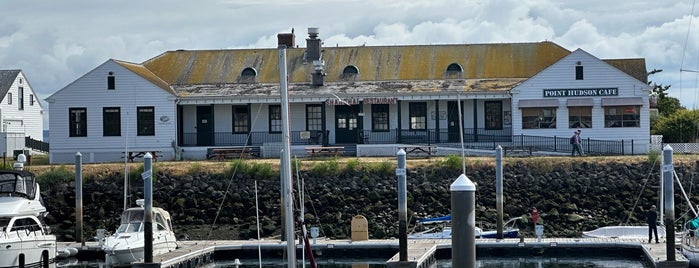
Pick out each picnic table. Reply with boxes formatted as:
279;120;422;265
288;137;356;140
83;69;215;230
502;146;534;157
207;147;258;161
305;146;344;159
400;145;437;158
123;151;162;162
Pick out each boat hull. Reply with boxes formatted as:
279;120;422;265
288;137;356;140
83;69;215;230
0;236;56;267
582;225;666;239
104;233;177;266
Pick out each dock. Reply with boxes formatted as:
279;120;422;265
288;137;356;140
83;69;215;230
59;237;690;268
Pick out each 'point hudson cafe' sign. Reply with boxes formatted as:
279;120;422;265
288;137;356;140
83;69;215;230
543;88;618;97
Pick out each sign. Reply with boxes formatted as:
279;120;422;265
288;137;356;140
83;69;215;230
141;170;151;179
395;168;406;176
543;88;618;97
364;97;397;104
325;97;398;106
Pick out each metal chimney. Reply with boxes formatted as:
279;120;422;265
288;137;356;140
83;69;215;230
306;27;324;86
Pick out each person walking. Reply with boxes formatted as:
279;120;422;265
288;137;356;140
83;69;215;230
570;130;582;156
647;205;659;243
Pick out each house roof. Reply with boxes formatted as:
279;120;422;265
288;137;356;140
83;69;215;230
113;60;176;95
0;70;20;102
137;41;647;100
603;58;648;84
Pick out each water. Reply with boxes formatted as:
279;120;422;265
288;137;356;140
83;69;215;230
203;256;649;268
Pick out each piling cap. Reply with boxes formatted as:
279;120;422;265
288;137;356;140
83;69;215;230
450;174;476;192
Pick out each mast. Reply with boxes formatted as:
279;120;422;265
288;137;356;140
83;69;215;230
279;45;296;267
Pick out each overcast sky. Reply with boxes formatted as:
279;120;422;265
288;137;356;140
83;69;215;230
2;0;699;117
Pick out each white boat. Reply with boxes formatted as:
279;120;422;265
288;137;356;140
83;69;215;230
582;225;666;239
103;199;178;266
409;216;520;239
0;170;56;268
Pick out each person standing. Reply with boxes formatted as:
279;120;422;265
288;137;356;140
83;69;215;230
647;205;659;243
570;130;582;156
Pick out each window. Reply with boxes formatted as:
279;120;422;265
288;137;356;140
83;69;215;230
241;67;257;77
240;67;256;83
103;107;121;136
605;106;640;128
29;94;34;106
446;63;463;73
69;108;87;137
342;65;359;75
17;87;23;110
107;72;115;90
371;104;389;131
306;105;322;131
409;102;427;130
6;93;11;105
18;78;22;85
484;101;503;130
232;106;249;133
575;65;584;80
521;107;557;129
137;106;154;136
269;105;281;133
569;107;592;128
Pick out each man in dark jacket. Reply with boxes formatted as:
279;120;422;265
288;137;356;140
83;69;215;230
647;205;659;243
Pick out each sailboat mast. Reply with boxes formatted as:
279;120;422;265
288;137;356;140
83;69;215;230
279;45;296;267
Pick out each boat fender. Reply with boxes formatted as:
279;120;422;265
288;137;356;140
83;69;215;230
56;247;79;258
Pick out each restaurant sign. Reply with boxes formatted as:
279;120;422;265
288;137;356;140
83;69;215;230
543;88;618;97
325;97;398;106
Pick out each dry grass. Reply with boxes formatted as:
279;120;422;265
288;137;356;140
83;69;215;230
20;153;693;177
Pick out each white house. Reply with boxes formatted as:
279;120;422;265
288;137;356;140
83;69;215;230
0;70;45;156
511;49;650;154
46;28;652;163
46;60;177;164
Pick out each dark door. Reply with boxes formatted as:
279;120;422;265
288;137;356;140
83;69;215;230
196;106;213;146
447;101;462;143
335;105;360;144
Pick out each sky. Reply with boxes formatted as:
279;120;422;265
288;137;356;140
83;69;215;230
2;0;699;122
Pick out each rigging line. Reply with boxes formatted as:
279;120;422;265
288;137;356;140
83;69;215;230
624;156;658;225
205;103;265;244
680;0;697;109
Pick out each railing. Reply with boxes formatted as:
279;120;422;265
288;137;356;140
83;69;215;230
181;128;632;155
25;136;49;153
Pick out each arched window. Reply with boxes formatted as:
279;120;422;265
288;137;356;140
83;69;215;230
241;67;257;77
342;65;359;75
446;63;463;73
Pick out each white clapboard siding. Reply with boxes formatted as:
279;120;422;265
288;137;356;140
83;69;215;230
47;60;176;163
0;71;45;141
511;49;650;153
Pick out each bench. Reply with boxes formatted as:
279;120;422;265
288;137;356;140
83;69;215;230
400;145;437;158
207;147;260;161
305;146;344;160
122;151;163;162
502;146;534;157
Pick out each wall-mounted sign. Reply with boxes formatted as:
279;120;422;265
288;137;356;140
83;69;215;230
543;88;618;97
325;97;398;106
363;97;397;104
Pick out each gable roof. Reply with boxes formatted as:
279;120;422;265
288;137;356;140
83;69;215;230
603;58;648;84
113;60;176;95
143;42;572;85
0;70;20;102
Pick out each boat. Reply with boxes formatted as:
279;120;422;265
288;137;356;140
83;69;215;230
582;225;666;239
408;216;520;239
0;169;56;267
102;199;178;266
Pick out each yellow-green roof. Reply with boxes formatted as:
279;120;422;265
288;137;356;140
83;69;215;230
114;60;175;95
142;41;571;85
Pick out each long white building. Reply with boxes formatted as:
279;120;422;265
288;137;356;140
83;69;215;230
46;28;650;163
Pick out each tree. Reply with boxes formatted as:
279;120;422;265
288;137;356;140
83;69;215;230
651;109;699;142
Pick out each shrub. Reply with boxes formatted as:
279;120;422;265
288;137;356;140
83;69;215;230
37;165;74;187
344;159;361;173
365;161;393;177
310;159;340;175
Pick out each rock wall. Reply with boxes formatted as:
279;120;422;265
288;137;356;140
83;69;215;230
38;158;699;241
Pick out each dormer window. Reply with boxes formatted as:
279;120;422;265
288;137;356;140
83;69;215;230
239;67;257;83
341;65;359;80
445;63;463;79
107;72;115;90
575;62;584;80
18;78;22;85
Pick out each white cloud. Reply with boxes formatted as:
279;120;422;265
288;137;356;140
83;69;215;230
1;0;699;120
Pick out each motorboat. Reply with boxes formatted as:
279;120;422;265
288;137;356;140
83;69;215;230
103;199;178;266
409;216;520;239
0;170;56;268
582;225;666;239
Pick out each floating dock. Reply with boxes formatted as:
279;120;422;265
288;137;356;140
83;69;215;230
58;237;689;268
